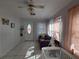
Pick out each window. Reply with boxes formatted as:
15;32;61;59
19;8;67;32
48;16;62;42
48;20;54;36
37;23;46;35
54;16;62;41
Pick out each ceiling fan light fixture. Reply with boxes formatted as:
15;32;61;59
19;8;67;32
28;4;34;7
30;12;36;15
18;0;44;15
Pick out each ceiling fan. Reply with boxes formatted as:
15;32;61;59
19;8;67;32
18;0;44;15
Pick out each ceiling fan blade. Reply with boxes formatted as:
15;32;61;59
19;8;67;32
33;5;44;8
30;12;36;15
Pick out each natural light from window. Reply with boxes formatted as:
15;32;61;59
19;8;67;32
27;24;32;34
48;16;62;42
25;46;41;59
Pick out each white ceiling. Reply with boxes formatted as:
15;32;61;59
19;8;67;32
0;0;73;21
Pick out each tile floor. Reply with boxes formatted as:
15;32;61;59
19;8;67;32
1;41;42;59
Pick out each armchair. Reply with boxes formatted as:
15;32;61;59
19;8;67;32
38;34;51;49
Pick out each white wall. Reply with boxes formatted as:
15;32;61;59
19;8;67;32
0;17;20;57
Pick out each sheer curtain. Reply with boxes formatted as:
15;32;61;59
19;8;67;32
37;23;46;36
65;5;79;56
48;20;54;37
48;17;62;42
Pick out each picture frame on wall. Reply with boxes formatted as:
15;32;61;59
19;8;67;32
1;18;9;25
11;23;15;28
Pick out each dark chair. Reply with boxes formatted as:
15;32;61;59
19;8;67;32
38;34;51;49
